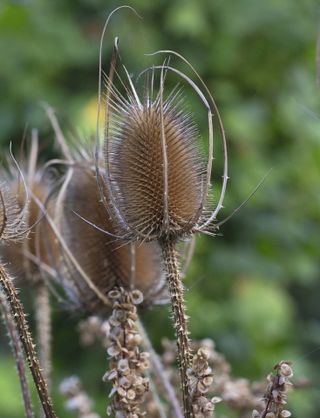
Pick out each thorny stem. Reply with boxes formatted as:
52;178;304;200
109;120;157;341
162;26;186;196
34;281;52;390
0;264;56;418
137;319;184;418
160;238;193;418
0;288;34;418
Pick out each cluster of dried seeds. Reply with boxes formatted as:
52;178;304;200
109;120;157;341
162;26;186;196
103;288;149;418
189;347;221;417
252;361;293;418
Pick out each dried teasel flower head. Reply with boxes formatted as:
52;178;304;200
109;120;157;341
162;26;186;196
53;161;166;313
97;37;228;243
1;131;56;281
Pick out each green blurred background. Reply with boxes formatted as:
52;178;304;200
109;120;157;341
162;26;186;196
1;0;320;417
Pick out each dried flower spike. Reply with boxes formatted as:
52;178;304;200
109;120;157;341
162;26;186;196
252;361;293;418
104;287;149;417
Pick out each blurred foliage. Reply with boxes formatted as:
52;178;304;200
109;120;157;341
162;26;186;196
1;0;320;417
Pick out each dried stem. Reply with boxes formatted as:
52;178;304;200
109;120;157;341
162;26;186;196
160;238;193;418
0;286;34;418
137;319;183;418
0;264;56;418
34;280;52;389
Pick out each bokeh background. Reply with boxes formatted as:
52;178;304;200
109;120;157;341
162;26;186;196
1;0;320;417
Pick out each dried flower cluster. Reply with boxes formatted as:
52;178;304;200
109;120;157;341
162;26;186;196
252;361;293;418
189;347;221;417
59;375;100;418
103;288;150;417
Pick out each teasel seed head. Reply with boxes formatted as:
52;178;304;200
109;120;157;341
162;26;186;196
98;41;228;243
106;87;206;241
54;162;167;313
0;132;55;282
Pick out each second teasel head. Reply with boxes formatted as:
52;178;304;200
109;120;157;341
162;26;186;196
53;161;167;313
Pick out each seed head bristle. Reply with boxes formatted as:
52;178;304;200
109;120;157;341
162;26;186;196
55;164;166;312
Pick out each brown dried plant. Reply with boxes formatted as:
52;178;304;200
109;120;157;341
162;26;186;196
93;8;228;417
0;8;299;418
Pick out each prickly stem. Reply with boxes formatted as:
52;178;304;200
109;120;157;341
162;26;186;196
0;287;34;418
160;238;193;418
0;264;56;418
34;281;51;390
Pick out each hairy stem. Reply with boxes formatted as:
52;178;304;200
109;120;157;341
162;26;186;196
137;319;183;418
0;288;34;418
0;264;56;418
34;281;51;389
160;238;193;418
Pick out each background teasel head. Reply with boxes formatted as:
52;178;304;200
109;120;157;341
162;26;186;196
53;160;167;313
0;148;29;245
0;181;28;244
98;41;228;243
0;133;55;282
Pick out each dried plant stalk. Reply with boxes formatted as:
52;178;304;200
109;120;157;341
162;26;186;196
0;285;34;418
34;281;51;387
137;319;183;418
0;264;56;418
160;238;193;417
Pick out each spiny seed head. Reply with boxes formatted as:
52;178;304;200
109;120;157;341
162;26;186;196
0;181;27;244
2;175;53;280
55;163;166;312
104;73;206;242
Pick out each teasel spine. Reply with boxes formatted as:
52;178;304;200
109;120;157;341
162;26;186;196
0;264;56;418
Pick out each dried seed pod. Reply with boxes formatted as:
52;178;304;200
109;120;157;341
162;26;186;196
54;163;166;313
